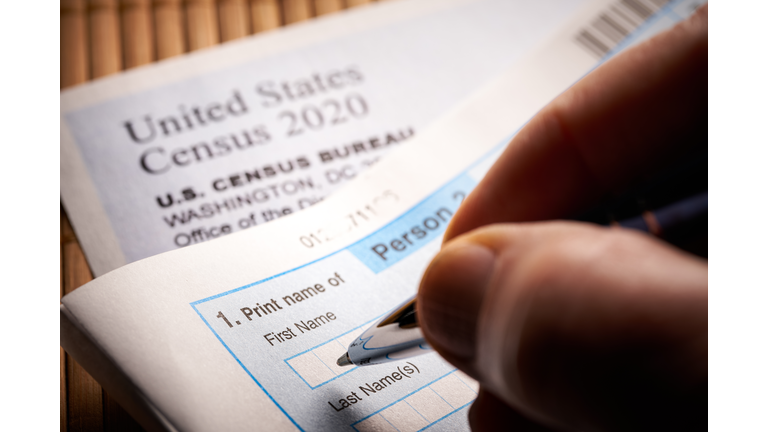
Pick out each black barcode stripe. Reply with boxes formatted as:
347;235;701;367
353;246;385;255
594;15;627;42
647;0;669;8
574;0;669;58
621;0;653;20
611;5;643;27
577;30;611;56
599;13;630;36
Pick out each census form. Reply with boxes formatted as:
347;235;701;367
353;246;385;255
61;0;587;276
61;1;703;430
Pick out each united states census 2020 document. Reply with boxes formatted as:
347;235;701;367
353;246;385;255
60;0;704;431
61;0;589;277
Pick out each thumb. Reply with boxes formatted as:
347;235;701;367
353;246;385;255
417;222;707;431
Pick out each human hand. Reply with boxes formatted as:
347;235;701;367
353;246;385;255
417;5;708;431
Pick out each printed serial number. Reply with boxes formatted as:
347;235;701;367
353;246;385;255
299;190;398;248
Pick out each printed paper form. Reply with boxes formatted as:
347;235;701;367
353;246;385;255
191;170;482;431
60;1;704;431
60;0;587;276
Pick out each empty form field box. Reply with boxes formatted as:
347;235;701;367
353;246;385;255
353;371;479;432
286;330;360;388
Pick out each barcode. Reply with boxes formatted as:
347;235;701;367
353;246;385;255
574;0;669;58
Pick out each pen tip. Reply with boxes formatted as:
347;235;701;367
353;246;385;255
337;352;353;367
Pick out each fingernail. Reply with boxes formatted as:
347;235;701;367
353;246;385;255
418;242;495;364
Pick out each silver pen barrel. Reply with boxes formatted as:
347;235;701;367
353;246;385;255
337;296;432;367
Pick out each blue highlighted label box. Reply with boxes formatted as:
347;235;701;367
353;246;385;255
348;174;477;274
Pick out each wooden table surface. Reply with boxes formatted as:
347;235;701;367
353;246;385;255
60;1;381;430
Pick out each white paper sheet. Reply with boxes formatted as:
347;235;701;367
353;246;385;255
60;1;703;430
61;0;588;276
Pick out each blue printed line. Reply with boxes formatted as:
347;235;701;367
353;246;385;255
405;400;430;424
190;303;305;432
313;351;337;375
667;9;683;21
429;387;454;410
282;349;350;391
350;369;458;428
285;315;380;362
283;357;317;390
189;250;347;305
416;401;475;432
453;373;479;395
282;315;383;390
352;414;400;432
381;414;401;432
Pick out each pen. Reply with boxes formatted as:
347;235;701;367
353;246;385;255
336;296;426;367
337;192;707;368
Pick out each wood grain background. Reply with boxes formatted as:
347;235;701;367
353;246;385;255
60;1;381;430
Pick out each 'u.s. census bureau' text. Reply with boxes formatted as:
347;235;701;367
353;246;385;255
108;65;416;249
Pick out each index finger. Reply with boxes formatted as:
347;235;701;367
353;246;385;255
444;5;708;242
